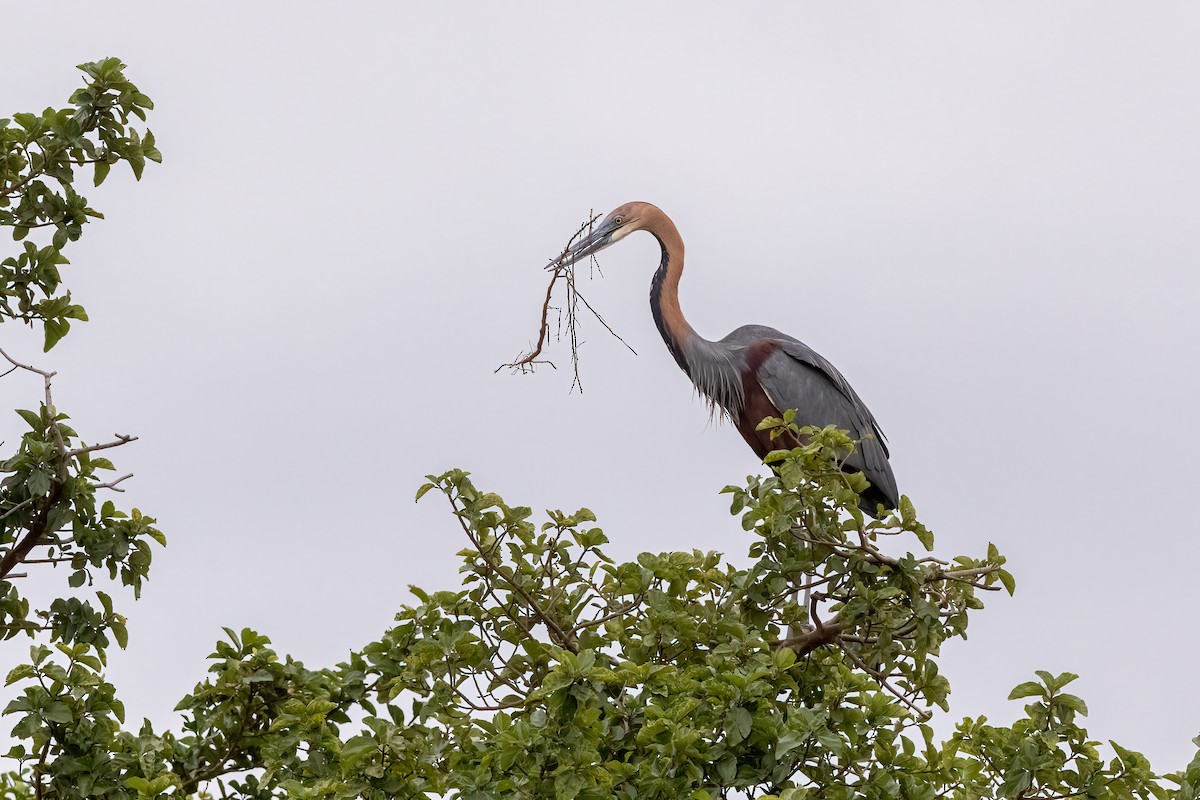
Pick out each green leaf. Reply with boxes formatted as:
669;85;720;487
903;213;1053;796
28;470;52;497
93;159;111;187
124;778;149;793
5;664;35;685
773;646;797;669
42;701;73;724
16;408;43;430
912;521;934;551
1057;693;1089;716
126;143;146;180
12;112;38;130
725;706;753;744
340;734;378;762
776;730;808;757
112;620;129;649
1008;681;1046;700
1036;670;1078;691
43;318;69;351
147;774;175;793
998;568;1016;596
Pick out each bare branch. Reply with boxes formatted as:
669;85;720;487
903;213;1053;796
937;564;1000;581
568;280;637;357
0;347;56;383
0;497;37;522
92;473;134;492
772;612;845;658
68;434;137;457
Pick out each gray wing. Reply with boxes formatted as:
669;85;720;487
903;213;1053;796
751;333;898;509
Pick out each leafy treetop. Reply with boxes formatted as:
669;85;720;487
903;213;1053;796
1;57;161;351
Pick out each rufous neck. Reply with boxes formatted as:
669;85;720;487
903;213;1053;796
646;213;699;372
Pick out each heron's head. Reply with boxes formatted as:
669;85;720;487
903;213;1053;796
546;202;653;270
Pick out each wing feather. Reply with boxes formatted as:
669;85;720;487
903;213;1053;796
756;339;898;509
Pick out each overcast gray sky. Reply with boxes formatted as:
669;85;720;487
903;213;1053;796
3;1;1199;773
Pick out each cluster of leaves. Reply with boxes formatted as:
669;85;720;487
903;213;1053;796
946;672;1163;799
5;426;1193;798
1;57;160;350
0;402;162;644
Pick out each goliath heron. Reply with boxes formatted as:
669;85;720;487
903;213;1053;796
547;201;899;514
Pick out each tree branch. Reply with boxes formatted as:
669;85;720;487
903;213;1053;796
0;482;64;583
0;349;72;582
772;614;845;657
67;434;137;457
445;491;580;654
93;473;134;492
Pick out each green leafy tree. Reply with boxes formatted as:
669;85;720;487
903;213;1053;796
1;55;164;631
0;57;164;795
2;59;1198;800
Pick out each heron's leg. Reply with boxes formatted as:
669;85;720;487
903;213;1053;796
788;522;814;641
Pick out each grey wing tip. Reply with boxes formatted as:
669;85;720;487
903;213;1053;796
860;438;900;515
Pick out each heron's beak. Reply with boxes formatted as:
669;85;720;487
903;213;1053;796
545;220;621;271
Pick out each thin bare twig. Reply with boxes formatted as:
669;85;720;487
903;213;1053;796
568;278;638;358
937;564;1000;581
0;497;36;522
93;473;134;492
67;434;137;457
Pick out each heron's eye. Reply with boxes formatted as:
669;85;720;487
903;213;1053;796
614;216;623;225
